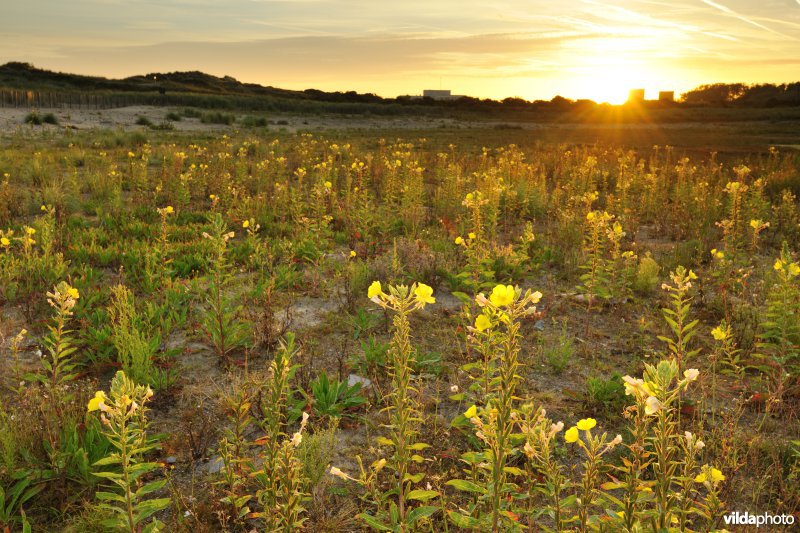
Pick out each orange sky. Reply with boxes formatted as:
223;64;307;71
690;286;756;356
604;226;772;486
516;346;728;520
3;0;800;103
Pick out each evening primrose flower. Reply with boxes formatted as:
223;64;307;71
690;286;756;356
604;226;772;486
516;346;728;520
711;325;727;341
66;286;80;300
645;396;663;415
367;281;383;298
291;431;303;447
489;284;515;307
474;314;492;332
564;426;579;443
87;390;108;412
0;237;9;247
711;248;724;260
695;466;725;484
164;206;174;214
414;283;435;305
329;466;349;480
324;181;332;189
242;220;250;228
349;250;356;258
576;418;596;431
464;405;477;419
455;236;464;245
468;232;476;240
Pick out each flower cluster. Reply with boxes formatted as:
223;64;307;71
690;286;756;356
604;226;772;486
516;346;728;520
368;280;435;310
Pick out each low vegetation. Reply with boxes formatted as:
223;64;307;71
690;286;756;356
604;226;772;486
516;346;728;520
0;128;798;531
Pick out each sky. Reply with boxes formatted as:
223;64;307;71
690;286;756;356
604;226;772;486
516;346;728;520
2;0;800;103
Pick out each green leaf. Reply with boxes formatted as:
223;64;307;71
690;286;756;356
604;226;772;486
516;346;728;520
445;479;486;494
406;505;438;526
357;512;393;531
405;489;439;502
403;473;425;484
375;437;394;446
447;510;481;528
136;479;167;498
134;497;172;522
95;491;127;504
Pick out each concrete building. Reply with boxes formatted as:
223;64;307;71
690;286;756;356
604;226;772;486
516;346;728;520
658;91;675;102
628;89;645;103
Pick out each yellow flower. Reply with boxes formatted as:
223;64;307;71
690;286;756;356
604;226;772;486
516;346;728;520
645;396;663;415
475;314;492;332
329;466;349;480
711;326;726;341
87;391;107;412
789;263;800;277
324;181;332;189
164;206;174;214
41;204;47;211
0;237;9;247
564;426;579;443
455;236;464;245
576;418;596;431
695;467;724;484
774;259;784;271
67;286;80;299
586;211;596;221
242;220;250;228
368;281;383;299
711;248;724;260
468;232;476;240
209;194;216;200
372;458;387;472
349;250;356;258
25;227;35;235
464;405;477;418
414;283;435;305
489;284;515;307
465;193;474;201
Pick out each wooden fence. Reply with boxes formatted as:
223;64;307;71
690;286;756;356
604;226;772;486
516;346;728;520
0;89;159;109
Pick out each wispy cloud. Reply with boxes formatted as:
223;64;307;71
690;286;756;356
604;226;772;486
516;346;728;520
699;0;791;38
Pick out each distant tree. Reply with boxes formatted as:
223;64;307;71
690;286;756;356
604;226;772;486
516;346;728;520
681;83;747;105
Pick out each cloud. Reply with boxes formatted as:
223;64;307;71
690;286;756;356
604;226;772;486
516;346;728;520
2;0;799;100
699;0;792;38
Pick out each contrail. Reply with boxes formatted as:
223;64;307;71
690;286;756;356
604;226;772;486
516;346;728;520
699;0;786;37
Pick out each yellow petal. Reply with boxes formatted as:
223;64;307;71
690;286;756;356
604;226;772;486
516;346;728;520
368;281;382;299
564;426;579;443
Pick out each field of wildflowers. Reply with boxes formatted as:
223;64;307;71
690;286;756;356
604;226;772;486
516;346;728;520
0;128;798;531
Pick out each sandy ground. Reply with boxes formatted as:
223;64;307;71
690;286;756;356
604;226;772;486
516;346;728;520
2;105;799;153
0;105;472;135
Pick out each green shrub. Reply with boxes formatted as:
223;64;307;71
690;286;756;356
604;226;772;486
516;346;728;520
200;111;236;125
634;252;661;295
